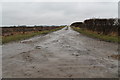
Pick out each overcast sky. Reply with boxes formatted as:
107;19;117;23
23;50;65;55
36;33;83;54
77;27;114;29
2;1;118;26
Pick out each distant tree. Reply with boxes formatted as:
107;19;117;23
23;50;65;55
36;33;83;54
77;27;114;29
70;22;83;27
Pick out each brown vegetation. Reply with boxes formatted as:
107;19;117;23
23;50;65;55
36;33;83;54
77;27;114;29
2;26;61;37
110;54;120;60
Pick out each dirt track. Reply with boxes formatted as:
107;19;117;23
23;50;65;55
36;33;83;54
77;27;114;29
2;27;118;78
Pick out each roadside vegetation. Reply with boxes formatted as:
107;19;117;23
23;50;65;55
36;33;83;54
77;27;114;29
71;18;120;43
2;26;64;44
72;27;119;43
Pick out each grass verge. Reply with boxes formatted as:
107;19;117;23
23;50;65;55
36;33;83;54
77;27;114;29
2;27;64;44
72;27;120;43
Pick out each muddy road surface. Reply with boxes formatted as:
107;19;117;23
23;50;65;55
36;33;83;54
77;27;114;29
2;27;118;78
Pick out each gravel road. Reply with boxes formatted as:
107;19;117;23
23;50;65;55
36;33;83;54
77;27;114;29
2;27;118;78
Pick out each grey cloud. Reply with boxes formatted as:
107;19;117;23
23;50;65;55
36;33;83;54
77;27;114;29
2;2;118;26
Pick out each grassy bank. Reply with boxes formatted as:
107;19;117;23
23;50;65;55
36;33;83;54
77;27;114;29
72;27;120;43
2;27;64;44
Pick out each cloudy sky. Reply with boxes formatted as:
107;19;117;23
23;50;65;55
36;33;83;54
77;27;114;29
1;0;119;26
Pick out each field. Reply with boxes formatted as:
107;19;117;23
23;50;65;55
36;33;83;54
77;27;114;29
2;26;64;44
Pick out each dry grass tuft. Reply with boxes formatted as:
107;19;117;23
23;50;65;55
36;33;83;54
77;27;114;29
110;54;120;60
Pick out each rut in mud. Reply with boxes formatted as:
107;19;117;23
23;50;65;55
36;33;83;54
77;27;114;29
2;27;118;78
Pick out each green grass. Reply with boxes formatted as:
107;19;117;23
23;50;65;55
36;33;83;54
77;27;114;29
72;27;120;43
2;27;64;44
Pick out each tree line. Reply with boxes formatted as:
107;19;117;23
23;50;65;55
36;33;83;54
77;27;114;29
70;18;120;36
